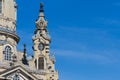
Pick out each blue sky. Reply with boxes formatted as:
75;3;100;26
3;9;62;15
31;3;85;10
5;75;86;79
16;0;120;80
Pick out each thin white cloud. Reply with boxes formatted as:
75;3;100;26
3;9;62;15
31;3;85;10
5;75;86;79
96;17;120;26
53;49;117;64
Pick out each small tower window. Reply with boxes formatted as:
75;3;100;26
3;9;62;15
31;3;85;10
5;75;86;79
0;0;2;13
35;59;37;68
4;46;12;61
38;57;44;70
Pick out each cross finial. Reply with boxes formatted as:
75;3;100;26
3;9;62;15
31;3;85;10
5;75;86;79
40;2;44;12
24;44;26;53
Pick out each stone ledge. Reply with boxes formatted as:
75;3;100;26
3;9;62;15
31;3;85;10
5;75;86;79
0;28;19;43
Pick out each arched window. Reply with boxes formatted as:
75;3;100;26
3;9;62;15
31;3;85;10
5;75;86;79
38;57;44;70
13;74;19;80
35;59;37;68
4;46;12;61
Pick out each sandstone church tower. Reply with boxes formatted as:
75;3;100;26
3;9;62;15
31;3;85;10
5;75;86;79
0;0;59;80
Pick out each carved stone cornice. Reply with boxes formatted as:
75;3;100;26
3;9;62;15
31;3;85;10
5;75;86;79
0;28;19;43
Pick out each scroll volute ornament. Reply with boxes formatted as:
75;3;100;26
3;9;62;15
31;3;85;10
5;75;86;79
36;18;48;29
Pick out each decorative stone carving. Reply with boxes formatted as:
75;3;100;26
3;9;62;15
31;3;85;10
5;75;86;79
36;17;48;29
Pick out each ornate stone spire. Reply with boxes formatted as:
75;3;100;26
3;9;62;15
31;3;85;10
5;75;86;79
36;3;48;30
22;44;28;65
33;2;51;44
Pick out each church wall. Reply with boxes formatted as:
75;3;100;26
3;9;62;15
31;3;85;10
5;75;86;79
2;0;16;20
0;45;4;61
0;68;6;72
17;51;24;62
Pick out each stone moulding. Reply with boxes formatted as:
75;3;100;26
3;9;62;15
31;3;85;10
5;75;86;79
0;28;19;43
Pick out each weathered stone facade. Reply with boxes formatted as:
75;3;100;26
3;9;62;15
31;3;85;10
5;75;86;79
0;0;58;80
